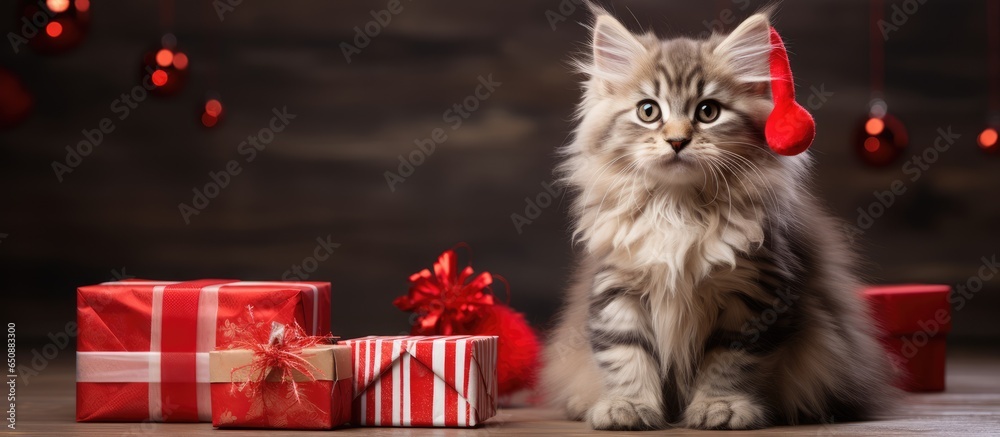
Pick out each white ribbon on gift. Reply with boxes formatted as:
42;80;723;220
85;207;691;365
76;281;322;422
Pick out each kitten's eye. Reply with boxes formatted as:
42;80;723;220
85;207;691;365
636;100;661;123
695;100;721;123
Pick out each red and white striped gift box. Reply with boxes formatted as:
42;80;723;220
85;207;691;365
76;279;331;422
340;336;498;427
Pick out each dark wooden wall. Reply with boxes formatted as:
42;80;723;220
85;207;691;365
2;0;998;346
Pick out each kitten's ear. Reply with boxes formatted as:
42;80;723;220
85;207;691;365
590;13;646;83
714;14;772;83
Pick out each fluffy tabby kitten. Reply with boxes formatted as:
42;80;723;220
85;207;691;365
542;8;894;431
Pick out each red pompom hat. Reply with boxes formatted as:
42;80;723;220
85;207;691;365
765;27;815;156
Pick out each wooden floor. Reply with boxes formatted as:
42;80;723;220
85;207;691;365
9;349;1000;436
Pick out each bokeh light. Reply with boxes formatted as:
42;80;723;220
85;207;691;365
155;49;173;67
205;99;222;117
201;112;218;128
979;127;998;151
46;0;69;13
864;137;881;153
151;70;168;86
865;118;885;136
855;113;908;167
45;22;63;38
172;52;188;70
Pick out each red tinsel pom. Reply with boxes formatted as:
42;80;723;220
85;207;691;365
467;303;540;397
394;246;541;397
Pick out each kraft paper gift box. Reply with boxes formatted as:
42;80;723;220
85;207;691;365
209;344;353;429
75;279;331;422
340;336;498;427
863;284;952;392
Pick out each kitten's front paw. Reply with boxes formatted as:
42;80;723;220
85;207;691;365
683;395;767;430
589;397;666;430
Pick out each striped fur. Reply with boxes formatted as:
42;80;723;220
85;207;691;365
542;9;895;430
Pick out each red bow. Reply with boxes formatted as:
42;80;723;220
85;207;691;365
394;247;498;335
227;306;330;403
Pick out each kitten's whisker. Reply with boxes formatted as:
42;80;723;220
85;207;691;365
700;159;724;206
714;141;782;162
710;147;779;209
573;153;639;243
593;158;644;237
716;149;779;210
694;160;712;201
580;153;631;205
712;155;766;233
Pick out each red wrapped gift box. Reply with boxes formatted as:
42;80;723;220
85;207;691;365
210;345;352;429
340;336;497;427
863;284;951;392
76;279;331;422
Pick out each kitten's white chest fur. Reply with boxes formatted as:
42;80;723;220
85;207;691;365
582;189;766;290
582;191;768;383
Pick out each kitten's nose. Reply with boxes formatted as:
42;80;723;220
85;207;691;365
667;137;691;153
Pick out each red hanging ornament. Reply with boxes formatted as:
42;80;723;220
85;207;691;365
981;1;999;154
394;246;541;398
857;0;908;167
855;102;908;168
200;96;224;128
140;34;188;97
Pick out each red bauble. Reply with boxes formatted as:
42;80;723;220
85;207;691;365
140;35;189;97
200;97;224;128
855;113;908;167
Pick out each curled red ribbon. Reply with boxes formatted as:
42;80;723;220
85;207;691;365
393;246;503;335
227;306;331;403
